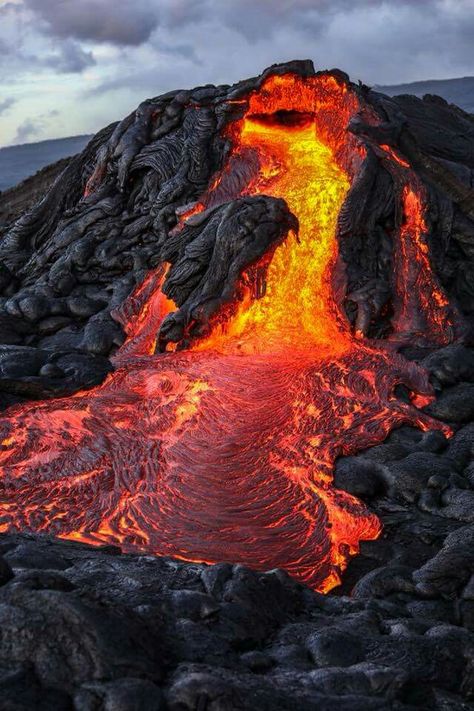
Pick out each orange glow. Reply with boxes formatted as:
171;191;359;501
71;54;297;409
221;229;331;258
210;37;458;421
392;185;452;342
193;117;351;357
175;201;206;223
379;144;410;168
410;392;435;409
0;73;454;592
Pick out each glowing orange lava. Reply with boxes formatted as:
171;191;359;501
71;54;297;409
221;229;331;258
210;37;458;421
0;73;453;591
193;116;351;356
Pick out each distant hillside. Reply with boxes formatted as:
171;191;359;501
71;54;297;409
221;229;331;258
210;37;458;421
377;76;474;114
0;156;74;235
0;135;92;193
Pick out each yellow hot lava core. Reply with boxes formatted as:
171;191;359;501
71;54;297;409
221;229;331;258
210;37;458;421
193;117;352;357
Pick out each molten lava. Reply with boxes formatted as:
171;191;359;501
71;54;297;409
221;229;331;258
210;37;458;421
193;116;350;355
0;74;453;591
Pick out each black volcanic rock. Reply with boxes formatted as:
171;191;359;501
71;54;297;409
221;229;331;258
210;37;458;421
425;383;474;423
0;344;112;407
421;344;474;387
334;457;384;498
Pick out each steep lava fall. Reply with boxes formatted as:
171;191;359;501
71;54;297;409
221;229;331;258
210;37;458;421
0;75;454;591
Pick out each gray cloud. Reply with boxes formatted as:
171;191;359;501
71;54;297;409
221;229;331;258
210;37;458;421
13;117;43;144
212;0;325;42
159;42;201;64
0;2;96;76
24;0;160;46
200;0;438;42
44;40;96;73
0;97;16;116
83;64;192;98
12;108;59;144
0;44;95;76
11;0;473;80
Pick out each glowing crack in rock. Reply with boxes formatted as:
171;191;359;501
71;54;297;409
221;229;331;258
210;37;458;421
0;74;453;591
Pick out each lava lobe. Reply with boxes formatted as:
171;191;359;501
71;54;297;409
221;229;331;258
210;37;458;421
0;71;456;590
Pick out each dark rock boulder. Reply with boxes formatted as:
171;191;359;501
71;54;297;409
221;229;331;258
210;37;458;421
425;383;474;423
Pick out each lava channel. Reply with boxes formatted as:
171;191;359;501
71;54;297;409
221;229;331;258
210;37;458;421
0;74;453;591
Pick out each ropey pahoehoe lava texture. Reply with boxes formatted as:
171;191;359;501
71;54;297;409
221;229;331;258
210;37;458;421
0;60;473;599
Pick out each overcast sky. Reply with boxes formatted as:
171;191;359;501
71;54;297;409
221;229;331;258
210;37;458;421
0;0;473;147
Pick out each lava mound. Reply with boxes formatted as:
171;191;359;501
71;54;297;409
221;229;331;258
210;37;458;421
0;60;473;593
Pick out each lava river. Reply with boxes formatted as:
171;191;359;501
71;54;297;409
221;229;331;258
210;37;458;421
0;75;454;591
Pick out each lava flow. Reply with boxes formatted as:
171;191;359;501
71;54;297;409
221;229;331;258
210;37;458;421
0;74;454;591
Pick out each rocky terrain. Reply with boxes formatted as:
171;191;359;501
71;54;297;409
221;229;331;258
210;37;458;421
0;60;474;709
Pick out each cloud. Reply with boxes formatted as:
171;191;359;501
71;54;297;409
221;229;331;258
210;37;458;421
159;42;201;64
12;108;59;144
0;97;16;116
0;3;95;75
13;117;43;144
199;0;437;42
83;63;192;98
80;0;474;107
44;40;96;74
24;0;161;46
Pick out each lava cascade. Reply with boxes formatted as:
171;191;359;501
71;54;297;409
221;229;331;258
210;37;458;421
0;74;453;591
